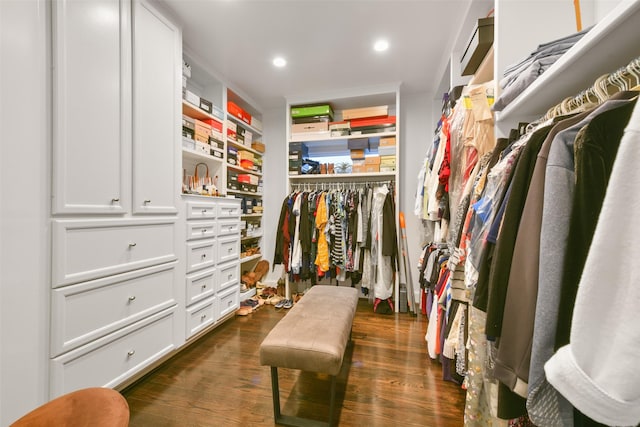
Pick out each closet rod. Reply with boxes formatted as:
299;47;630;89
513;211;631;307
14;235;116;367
537;56;640;124
290;180;393;191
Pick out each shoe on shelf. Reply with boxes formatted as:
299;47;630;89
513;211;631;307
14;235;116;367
252;260;270;282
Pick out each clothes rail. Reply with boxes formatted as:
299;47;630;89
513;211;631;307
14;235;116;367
536;56;640;125
289;180;394;191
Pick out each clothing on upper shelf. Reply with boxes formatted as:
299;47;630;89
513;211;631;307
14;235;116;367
492;27;591;112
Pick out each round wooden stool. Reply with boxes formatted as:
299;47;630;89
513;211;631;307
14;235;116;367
10;387;129;427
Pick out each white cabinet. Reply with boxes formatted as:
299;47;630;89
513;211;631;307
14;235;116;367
52;0;130;215
132;0;180;214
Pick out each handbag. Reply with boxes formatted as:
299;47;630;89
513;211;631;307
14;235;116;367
193;163;217;196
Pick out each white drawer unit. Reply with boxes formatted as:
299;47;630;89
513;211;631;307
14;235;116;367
217;219;240;236
218;236;240;264
186;200;217;219
186;221;216;241
218;200;241;218
50;307;176;398
186;296;217;339
218;261;239;292
52;218;176;287
218;285;239;320
185;267;216;306
51;262;177;356
186;239;216;273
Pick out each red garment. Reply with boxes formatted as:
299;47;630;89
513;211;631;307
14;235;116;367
438;115;452;194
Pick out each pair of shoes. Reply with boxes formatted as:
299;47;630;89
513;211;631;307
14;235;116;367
252;260;269;282
241;299;258;310
269;295;284;306
275;299;294;309
236;306;253;316
292;293;303;303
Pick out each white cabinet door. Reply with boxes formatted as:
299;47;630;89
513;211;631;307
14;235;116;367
132;0;180;214
52;0;130;215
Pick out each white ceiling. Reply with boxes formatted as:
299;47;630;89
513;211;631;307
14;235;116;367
159;0;488;110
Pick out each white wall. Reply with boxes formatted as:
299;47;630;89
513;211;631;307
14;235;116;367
0;0;51;424
261;105;287;271
399;91;433;303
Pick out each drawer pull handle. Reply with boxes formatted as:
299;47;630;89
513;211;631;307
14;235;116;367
202;209;207;213
128;243;137;248
144;199;151;204
111;198;120;203
202;229;207;233
201;314;207;320
201;284;207;289
228;247;233;252
201;254;206;258
128;296;136;302
127;350;135;357
228;274;233;280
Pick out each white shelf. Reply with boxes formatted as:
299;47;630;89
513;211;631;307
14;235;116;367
289;131;396;144
227;140;264;156
288;172;396;180
497;0;640;123
227;164;262;177
227;189;262;197
182;100;224;123
227;113;263;135
242;234;263;241
240;254;262;263
239;287;256;301
182;147;224;164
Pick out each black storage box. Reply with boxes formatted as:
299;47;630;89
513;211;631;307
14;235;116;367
460;17;494;76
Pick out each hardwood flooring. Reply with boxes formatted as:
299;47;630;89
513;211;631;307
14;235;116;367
122;298;465;426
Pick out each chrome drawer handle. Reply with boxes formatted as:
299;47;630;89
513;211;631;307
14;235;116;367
128;296;136;302
128;243;137;247
228;274;233;279
201;314;207;320
228;247;233;252
144;199;151;204
201;284;207;289
111;198;120;203
202;209;207;213
202;229;207;233
201;254;206;258
127;350;135;357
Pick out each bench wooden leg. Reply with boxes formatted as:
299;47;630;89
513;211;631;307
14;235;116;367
269;367;337;427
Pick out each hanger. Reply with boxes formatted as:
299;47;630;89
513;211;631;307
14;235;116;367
628;59;640;91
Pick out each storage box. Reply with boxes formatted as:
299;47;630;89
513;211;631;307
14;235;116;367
182;59;191;77
202;118;223;133
238;174;251;184
380;136;396;147
290;131;331;142
195;134;209;144
289;142;309;157
378;146;396;156
350;149;365;160
184;90;199;106
226;120;237;133
252;141;265;153
182;115;195;131
342;105;388;120
292;115;331;125
182;136;196;151
364;164;380;173
347;137;369;150
211;105;225;121
251;117;263;131
292;122;329;133
291;104;334;119
199;97;213;114
195;141;209;155
227;101;252;125
365;155;381;165
460;17;494;76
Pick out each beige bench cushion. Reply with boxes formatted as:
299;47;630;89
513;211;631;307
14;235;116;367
259;285;358;376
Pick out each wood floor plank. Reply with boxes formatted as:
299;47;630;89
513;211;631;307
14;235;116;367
122;298;465;426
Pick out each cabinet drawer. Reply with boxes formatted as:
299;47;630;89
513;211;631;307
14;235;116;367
186;221;216;241
186;267;216;306
218;236;240;264
218;285;239;320
50;308;175;398
218;201;241;218
186;296;217;339
217;220;239;236
51;262;177;356
186;201;217;219
218;261;239;292
53;219;176;287
186;239;216;273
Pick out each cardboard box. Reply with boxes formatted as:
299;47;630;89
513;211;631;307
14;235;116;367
252;141;265;153
226;120;237;133
292;122;329;133
202;118;222;133
380;155;396;165
288;142;309;157
380;166;396;172
195;141;209;154
364;164;380;173
228;101;252;124
378;146;396;156
380;136;396;147
347;137;369;150
251;117;263;131
182;59;191;77
365;155;381;165
292;115;331;125
238;174;251;184
195;134;209;144
342;105;388;120
199;97;213;114
352;164;366;173
291;104;334;119
184;90;199;106
290;131;331;142
461;17;494;76
350;149;365;160
182;115;195;131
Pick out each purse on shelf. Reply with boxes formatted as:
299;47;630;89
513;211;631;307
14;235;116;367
185;163;218;196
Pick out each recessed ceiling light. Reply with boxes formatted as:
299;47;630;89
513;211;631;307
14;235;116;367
273;57;287;68
374;39;389;52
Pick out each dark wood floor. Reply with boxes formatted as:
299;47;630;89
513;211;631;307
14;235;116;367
122;298;465;426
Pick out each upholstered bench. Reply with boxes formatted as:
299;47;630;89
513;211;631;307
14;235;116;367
259;285;359;427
